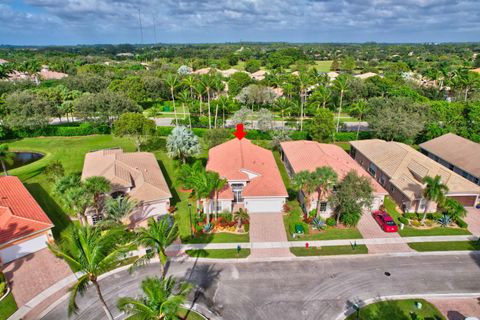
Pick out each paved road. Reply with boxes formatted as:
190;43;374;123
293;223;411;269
41;253;480;320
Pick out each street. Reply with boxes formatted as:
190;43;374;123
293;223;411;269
41;253;480;320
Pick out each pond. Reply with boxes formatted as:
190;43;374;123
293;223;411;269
6;152;44;170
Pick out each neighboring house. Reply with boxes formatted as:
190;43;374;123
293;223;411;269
0;176;54;265
280;141;387;218
81;148;172;225
206;139;288;213
192;67;212;75
39;66;68;80
327;71;339;81
0;58;9;65
419;133;480;186
354;72;378;80
350;139;480;213
250;70;267;81
219;68;241;78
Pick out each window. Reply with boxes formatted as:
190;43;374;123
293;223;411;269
368;163;376;177
379;175;386;186
91;214;103;225
320;202;327;212
419;198;427;211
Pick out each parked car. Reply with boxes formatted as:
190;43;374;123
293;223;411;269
372;210;398;232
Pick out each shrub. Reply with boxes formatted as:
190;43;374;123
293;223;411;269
326;217;336;227
157;126;174;136
427;213;443;220
308;209;317;218
311;217;326;230
437;214;452;227
404;212;419;220
456;217;468;228
411;220;422;227
398;216;409;225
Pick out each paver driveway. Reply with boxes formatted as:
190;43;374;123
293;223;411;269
429;297;480;320
357;211;413;253
248;212;292;258
465;207;480;235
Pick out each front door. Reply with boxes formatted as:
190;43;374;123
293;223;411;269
231;183;244;203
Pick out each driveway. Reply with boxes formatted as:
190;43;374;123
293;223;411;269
465;207;480;235
357;212;413;253
428;297;480;320
248;212;292;258
3;248;72;306
41;253;480;320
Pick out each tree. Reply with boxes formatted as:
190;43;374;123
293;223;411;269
329;171;374;226
270;130;291;151
177;161;206;211
236;84;276;109
54;173;91;225
333;75;350;133
44;160;65;182
100;196;138;227
108;76;147;104
292;170;317;211
307;109;335;142
0;144;14;176
298;72;311;131
312;167;338;217
48;225;135;319
204;128;231;148
440;197;467;222
134;217;179;278
349;100;369;140
4;91;55;129
200;75;214;128
166;126;201;163
210;172;228;221
231;106;253;127
245;59;261;73
228;72;252;96
421;175;449;223
164;74;179;125
117;276;192;320
308;85;331;110
113;112;156;151
274;97;293;129
84;176;111;216
233;208;249;231
257;108;274;132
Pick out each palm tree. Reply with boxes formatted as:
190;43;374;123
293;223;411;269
177;90;192;128
201;75;214;128
333;75;350;133
84;176;111;216
292;170;317;212
210;172;228;221
315;85;331;109
440;197;467;222
216;95;230;128
274;98;293;130
312;166;338;218
54;174;91;225
135;217;179;278
0;144;14;176
298;72;311;131
100;196;138;227
177;161;206;212
165;74;179;125
233;208;249;231
48;225;135;319
117;276;192;320
349;100;369;140
421;175;449;223
194;82;205;116
182;75;196;99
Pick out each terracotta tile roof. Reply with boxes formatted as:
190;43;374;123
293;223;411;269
81;149;172;202
39;68;68;80
0;176;53;245
207;139;288;198
471;68;480;73
280;141;387;195
419;133;480;178
350;139;480;200
354;72;378;79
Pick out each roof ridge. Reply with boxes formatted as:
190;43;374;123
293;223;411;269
8;211;53;226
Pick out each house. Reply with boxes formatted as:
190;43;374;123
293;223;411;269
0;176;54;265
327;71;339;81
280;141;387;218
419;133;480;186
206;139;288;213
219;68;241;78
192;67;212;75
0;59;9;65
350;139;480;213
249;70;267;81
81;148;172;225
354;72;379;80
39;66;68;80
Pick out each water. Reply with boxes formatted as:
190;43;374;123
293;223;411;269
6;152;44;170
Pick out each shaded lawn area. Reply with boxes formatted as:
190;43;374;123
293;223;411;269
346;299;445;320
383;197;470;237
6;135;136;238
290;245;368;256
0;292;18;320
314;60;333;72
409;241;480;252
185;248;251;259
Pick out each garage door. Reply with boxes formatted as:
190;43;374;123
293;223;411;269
244;198;285;213
0;234;48;264
448;195;478;207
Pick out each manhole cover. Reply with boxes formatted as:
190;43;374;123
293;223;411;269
384;272;391;276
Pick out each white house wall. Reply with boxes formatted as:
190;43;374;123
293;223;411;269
244;198;286;213
0;233;48;264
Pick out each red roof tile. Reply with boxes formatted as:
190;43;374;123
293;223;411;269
281;141;387;195
0;176;53;245
207;139;288;197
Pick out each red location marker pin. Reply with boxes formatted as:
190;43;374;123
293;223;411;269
234;123;247;140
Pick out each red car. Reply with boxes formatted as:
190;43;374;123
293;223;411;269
372;210;398;232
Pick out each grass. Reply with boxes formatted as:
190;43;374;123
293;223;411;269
178;307;206;320
183;232;250;244
284;215;363;241
409;241;480;252
346;299;445;320
313;60;333;72
290;245;368;256
185;248;251;259
382;197;471;237
273;151;291;191
0;292;18;320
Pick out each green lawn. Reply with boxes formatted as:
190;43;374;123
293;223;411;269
0;292;18;320
178;307;206;320
409;241;480;252
346;299;445;320
382;197;470;237
313;60;333;72
185;248;251;259
290;245;368;256
182;232;250;244
273;151;291;191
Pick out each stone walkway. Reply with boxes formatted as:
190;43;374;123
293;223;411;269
429;297;480;320
248;212;293;258
357;212;413;253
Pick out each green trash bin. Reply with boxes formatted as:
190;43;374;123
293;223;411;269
295;224;305;234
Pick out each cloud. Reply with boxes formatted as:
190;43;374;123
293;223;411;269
0;0;479;44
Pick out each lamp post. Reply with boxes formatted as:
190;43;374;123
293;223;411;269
188;203;193;237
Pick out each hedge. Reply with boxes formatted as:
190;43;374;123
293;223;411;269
456;217;468;228
2;123;111;139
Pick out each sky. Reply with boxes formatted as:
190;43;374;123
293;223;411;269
0;0;479;45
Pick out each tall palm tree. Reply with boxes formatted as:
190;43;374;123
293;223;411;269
274;97;292;131
54;174;91;225
194;82;205;116
349;100;369;140
177;90;192;128
333;75;350;133
165;74;179;125
117;276;192;320
48;225;135;319
210;172;228;221
315;85;331;109
421;175;449;223
182;75;196;99
201;75;214;128
100;196;138;228
298;72;311;131
233;208;249;230
216;95;230;128
177;161;206;212
135;217;179;278
84;176;111;216
0;144;14;176
312;166;338;217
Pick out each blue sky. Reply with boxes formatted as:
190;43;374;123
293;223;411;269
0;0;479;45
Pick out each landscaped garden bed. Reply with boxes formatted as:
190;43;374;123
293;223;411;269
290;245;368;256
345;299;445;320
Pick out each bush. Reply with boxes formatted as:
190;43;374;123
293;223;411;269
398;216;409;225
156;126;174;136
456;217;468;228
411;220;422;227
326;217;336;226
308;209;317;218
426;213;443;220
334;131;372;142
4;122;111;138
404;212;419;220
